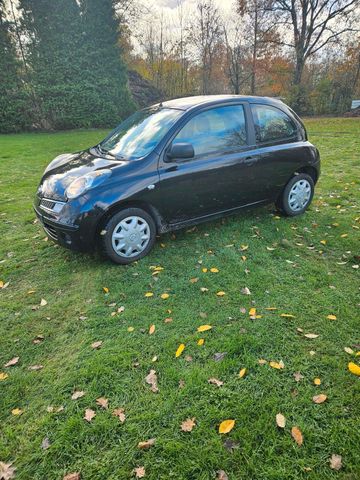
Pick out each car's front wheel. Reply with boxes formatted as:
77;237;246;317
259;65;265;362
276;173;314;216
100;207;156;264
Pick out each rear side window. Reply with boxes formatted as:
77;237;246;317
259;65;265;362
251;104;297;143
174;104;247;157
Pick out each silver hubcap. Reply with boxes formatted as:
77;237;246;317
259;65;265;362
111;216;151;258
288;179;311;212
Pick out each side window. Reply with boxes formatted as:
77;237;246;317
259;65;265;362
251;104;297;143
173;105;247;157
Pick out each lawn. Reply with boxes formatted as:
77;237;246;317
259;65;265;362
0;118;359;480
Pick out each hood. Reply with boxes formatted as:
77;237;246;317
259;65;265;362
38;149;127;201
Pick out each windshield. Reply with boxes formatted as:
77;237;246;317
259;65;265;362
100;106;183;160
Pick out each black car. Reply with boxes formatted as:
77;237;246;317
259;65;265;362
34;95;320;264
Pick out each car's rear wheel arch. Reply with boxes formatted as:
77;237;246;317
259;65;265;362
294;166;318;184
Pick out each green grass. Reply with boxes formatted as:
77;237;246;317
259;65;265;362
0;118;359;480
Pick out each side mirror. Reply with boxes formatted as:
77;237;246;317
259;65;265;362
166;142;194;161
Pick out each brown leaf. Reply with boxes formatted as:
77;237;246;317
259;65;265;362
91;341;102;349
291;426;303;446
178;379;185;389
4;357;19;368
214;352;227;362
216;470;228;480
223;438;239;452
33;335;44;344
312;394;327;404
41;437;51;450
208;378;224;387
293;371;304;382
149;324;155;335
28;365;43;371
137;438;156;449
84;408;96;422
0;462;16;480
63;474;80;480
145;369;158;393
71;391;85;400
180;417;196;432
241;287;251;295
96;397;108;409
329;454;342;471
113;408;126;423
133;466;145;478
276;413;286;428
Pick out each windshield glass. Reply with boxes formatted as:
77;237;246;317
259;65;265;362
100;107;183;160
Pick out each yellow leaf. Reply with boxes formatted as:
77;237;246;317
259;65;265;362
320;240;327;245
12;408;23;416
340;233;348;238
210;268;219;273
327;314;337;320
202;268;208;273
103;287;109;293
240;245;248;251
197;338;205;346
238;368;246;378
265;307;277;311
149;324;155;335
175;344;185;358
314;377;321;385
161;293;170;299
249;308;256;316
216;291;226;297
127;327;134;332
313;394;327;404
291;426;303;446
344;347;354;355
144;292;154;297
197;324;212;332
280;313;295;318
219;419;235;434
356;352;360;357
269;361;284;370
348;362;360;376
241;255;247;261
0;372;9;381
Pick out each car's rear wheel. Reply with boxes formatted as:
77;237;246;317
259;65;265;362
101;207;156;264
276;173;314;216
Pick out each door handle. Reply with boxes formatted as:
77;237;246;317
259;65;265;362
244;155;260;165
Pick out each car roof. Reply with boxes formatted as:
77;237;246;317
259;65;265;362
157;94;285;111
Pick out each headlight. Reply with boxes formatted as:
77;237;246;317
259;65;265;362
65;169;112;199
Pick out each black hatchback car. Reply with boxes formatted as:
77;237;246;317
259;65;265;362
34;95;320;264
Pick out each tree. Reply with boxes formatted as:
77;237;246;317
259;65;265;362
0;0;30;132
272;0;358;111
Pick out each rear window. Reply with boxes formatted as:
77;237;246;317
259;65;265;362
251;104;297;143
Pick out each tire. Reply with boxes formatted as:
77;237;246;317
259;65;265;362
276;173;314;217
100;207;156;264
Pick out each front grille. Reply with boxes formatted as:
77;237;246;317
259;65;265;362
40;198;56;210
43;222;58;241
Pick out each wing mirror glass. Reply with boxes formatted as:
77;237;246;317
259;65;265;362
166;142;194;161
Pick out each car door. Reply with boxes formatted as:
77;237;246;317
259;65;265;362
249;103;304;200
157;103;266;225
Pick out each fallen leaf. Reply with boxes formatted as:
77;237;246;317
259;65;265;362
0;462;16;480
103;287;109;293
149;324;155;335
329;453;342;471
276;413;286;428
178;379;185;389
11;408;23;416
219;419;235;434
197;324;212;332
113;408;125;423
258;359;267;365
127;326;134;332
175;344;185;358
249;308;256;317
327;314;337;320
133;466;145;478
210;268;219;273
152;355;158;362
96;397;108;409
314;378;321;385
145;369;158;393
304;333;319;339
144;292;153;297
202;267;208;272
63;473;80;480
164;317;172;323
344;347;354;355
208;377;223;387
28;365;43;371
4;357;19;368
238;368;246;378
197;338;204;346
200;287;208;292
269;361;284;370
241;287;251;295
214;352;227;362
0;372;9;381
223;438;239;452
291;426;303;446
216;291;226;297
91;341;102;349
137;438;156;449
33;335;45;344
190;277;199;283
185;355;193;362
199;312;207;318
41;437;51;450
312;394;327;404
71;391;85;400
40;298;47;307
216;470;228;480
160;293;169;299
280;313;295;318
84;408;96;422
180;417;196;432
293;371;304;382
